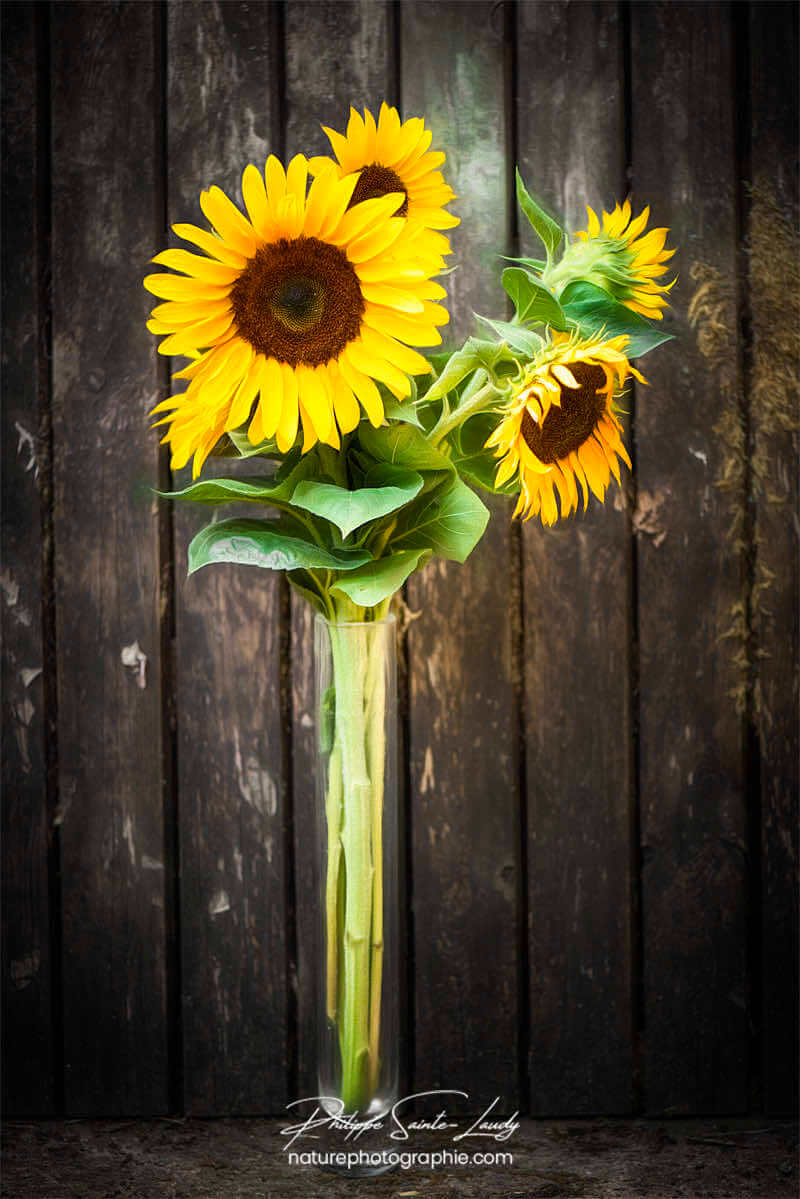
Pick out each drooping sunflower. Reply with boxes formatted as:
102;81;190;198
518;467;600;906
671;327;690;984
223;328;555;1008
486;331;645;526
308;102;459;268
145;154;450;476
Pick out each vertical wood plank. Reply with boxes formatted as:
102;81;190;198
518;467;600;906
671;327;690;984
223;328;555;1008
51;0;168;1114
401;0;520;1110
1;0;55;1115
748;0;799;1116
167;0;289;1114
631;2;749;1114
516;0;634;1116
283;0;395;1100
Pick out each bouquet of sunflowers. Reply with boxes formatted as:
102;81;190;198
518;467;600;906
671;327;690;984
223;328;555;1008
144;103;674;1116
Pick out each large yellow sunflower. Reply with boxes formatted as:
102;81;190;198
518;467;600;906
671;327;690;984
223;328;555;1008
144;154;450;476
546;200;676;320
486;331;644;525
308;102;459;268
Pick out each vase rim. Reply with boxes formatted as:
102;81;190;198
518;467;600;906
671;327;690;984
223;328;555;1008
314;612;397;628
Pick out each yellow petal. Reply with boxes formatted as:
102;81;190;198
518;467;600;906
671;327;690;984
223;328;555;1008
259;357;284;439
199;186;259;257
172;222;247;267
151;248;240;285
337;357;384;426
276;363;300;452
242;163;270;237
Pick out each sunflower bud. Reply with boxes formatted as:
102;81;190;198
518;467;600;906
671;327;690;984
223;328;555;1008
542;200;676;321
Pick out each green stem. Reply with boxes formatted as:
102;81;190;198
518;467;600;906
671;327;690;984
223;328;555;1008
364;625;387;1096
427;379;500;449
324;736;343;1022
328;615;373;1111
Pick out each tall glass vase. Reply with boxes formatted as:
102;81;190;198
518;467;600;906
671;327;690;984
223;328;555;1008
313;613;399;1162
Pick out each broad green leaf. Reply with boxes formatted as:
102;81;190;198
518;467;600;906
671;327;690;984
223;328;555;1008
159;454;317;508
331;548;430;606
290;466;424;539
188;518;372;575
422;337;512;403
501;267;567;329
560;280;675;357
358;422;454;475
474;314;543;358
516;168;563;261
394;475;490;563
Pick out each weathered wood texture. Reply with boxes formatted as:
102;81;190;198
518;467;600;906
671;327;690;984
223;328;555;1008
1;0;797;1119
517;0;635;1116
402;0;521;1111
748;1;799;1116
631;3;749;1114
283;0;396;1099
167;0;289;1114
50;1;169;1114
1;1;55;1115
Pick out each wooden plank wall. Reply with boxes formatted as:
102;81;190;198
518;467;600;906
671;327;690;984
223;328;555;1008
2;0;797;1119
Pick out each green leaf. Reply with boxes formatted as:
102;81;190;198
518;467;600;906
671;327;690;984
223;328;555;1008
452;414;519;497
158;454;317;508
394;475;490;563
560;280;675;357
357;422;454;475
474;314;543;358
501;267;567;328
290;466;424;539
188;518;372;575
382;395;424;428
515;168;563;262
331;548;430;606
421;337;510;403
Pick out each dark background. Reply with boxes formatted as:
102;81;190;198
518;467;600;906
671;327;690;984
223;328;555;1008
2;0;797;1120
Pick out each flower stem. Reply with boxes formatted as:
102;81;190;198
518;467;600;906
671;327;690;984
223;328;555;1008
426;378;500;449
328;616;374;1111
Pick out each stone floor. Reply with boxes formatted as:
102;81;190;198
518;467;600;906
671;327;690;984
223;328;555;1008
2;1116;797;1198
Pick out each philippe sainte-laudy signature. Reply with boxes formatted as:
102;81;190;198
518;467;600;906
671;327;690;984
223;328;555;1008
280;1091;520;1151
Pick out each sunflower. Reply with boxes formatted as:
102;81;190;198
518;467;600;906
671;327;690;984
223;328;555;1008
546;200;676;320
486;331;645;525
144;154;450;476
308;102;459;268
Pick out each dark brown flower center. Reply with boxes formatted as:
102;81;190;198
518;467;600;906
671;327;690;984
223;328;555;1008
230;237;364;366
349;163;409;217
521;362;608;463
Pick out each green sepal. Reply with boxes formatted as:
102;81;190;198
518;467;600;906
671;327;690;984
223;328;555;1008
382;395;424;428
331;547;431;607
289;465;424;540
501;266;567;329
560;280;675;357
187;517;372;575
515;168;563;262
393;475;490;564
227;428;286;459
